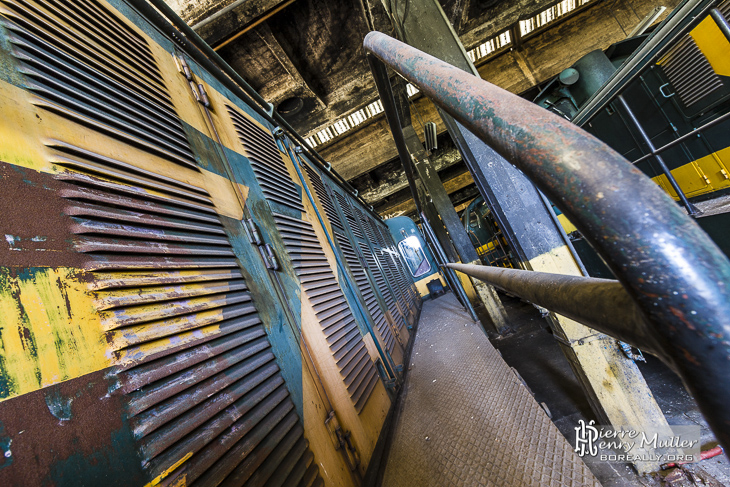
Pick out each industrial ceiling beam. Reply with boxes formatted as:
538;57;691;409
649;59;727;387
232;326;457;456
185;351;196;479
354;145;462;204
314;0;672;183
317;96;446;180
254;23;326;109
191;0;297;49
373;168;474;217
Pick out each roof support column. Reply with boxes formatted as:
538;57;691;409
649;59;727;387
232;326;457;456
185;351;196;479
369;55;509;333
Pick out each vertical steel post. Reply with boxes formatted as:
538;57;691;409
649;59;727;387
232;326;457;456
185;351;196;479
367;54;509;332
616;95;699;216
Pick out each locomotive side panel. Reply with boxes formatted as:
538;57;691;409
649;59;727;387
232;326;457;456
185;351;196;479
0;0;420;484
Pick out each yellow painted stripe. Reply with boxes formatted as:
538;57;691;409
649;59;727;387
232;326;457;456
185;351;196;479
0;267;109;401
651;147;730;200
557;214;577;234
144;452;192;487
0;81;48;172
690;16;730;77
414;274;446;297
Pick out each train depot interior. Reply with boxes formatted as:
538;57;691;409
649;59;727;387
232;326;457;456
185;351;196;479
0;0;729;485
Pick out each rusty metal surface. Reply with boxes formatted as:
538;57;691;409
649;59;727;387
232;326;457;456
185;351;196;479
363;32;730;450
445;263;655;355
52;147;316;485
0;110;317;486
0;369;147;486
382;293;600;487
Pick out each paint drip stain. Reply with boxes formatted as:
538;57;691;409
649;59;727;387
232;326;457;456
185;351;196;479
45;388;73;421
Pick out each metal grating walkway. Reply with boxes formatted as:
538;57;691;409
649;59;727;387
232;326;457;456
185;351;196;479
381;293;601;487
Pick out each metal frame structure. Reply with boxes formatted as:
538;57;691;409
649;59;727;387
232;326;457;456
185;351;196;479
364;31;730;451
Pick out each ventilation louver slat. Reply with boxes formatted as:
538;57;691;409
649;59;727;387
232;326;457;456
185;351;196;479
227;107;305;213
272;212;379;412
301;164;344;230
51;148;318;485
658;35;724;107
334;192;364;240
359;241;405;330
0;0;197;168
336;232;396;352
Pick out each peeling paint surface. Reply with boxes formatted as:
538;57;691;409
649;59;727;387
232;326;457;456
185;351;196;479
0;370;146;486
0;267;109;401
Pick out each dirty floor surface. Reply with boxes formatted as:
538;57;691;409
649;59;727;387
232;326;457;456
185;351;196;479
380;293;599;486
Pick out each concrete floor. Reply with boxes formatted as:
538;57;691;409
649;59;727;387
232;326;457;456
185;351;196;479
489;295;730;487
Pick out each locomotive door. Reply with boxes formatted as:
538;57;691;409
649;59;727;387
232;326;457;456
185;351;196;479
299;162;406;368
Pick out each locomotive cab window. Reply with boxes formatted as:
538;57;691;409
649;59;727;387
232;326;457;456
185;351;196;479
398;236;431;278
469;210;480;228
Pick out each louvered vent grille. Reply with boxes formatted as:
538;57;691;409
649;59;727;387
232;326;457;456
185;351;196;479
272;212;379;412
227;107;305;212
336;232;396;353
361;212;379;243
360;241;405;330
394;256;417;302
371;219;387;247
334;192;365;240
302;163;343;230
378;226;417;303
358;217;407;328
0;0;197;168
51;145;319;486
658;35;724;107
377;250;408;326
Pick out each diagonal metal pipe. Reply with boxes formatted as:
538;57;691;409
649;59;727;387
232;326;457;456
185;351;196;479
445;263;661;358
364;31;730;449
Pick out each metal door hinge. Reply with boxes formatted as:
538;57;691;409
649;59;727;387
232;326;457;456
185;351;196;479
244;218;263;245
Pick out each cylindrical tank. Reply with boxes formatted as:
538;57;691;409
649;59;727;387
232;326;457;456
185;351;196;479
570;50;617;107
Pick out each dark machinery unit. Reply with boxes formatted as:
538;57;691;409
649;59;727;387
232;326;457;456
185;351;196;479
534;0;730;267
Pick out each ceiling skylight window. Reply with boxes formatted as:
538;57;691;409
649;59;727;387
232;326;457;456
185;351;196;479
303;92;412;147
466;30;512;63
520;0;593;36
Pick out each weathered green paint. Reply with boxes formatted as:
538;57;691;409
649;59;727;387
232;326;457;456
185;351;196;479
0;370;147;486
0;422;13;471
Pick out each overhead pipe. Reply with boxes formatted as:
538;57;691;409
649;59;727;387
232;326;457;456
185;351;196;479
363;31;730;449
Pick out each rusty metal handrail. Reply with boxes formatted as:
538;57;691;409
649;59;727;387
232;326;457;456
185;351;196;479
364;31;730;449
